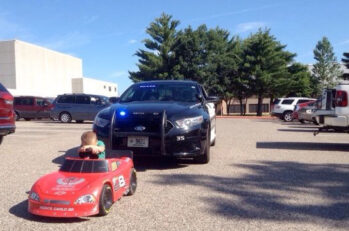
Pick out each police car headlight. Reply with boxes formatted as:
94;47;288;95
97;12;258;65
74;194;96;204
175;116;203;129
29;191;40;201
94;117;110;128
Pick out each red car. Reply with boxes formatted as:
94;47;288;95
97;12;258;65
28;156;137;217
292;100;316;121
0;83;15;144
14;96;54;121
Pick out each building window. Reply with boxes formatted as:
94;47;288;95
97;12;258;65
109;86;111;92
114;87;117;92
104;85;106;89
229;104;246;114
249;104;269;113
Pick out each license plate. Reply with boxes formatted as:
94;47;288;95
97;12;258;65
127;136;149;148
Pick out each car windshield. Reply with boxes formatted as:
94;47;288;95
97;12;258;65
60;159;109;173
120;83;200;103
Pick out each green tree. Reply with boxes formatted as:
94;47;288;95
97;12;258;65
129;13;180;82
342;52;349;79
312;37;342;92
242;29;295;116
284;63;312;97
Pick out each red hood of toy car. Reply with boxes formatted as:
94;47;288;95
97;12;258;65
35;171;106;196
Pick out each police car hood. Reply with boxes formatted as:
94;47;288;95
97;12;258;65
114;101;202;117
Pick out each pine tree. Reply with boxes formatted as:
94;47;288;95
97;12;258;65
242;29;295;116
312;37;342;91
342;52;349;80
129;13;180;82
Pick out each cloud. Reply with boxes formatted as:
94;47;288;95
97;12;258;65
236;22;267;33
191;4;281;22
128;39;137;44
110;71;127;78
40;31;90;51
84;15;99;24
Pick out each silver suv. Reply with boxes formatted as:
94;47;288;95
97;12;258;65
51;94;110;123
272;97;315;122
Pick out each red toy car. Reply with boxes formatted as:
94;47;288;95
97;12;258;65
28;156;137;217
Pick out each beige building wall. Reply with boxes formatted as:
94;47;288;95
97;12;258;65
218;96;271;115
72;77;118;97
0;40;83;97
0;41;16;89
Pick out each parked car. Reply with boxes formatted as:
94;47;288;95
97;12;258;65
93;80;218;164
292;100;316;122
28;156;137;217
51;94;111;123
0;83;15;144
296;100;318;123
272;97;316;122
14;96;53;121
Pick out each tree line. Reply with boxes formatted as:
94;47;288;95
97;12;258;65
129;13;345;116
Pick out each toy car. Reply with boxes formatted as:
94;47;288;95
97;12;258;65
28;156;137;217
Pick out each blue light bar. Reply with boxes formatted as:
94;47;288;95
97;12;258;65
119;111;126;116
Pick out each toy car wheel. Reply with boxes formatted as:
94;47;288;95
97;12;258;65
0;136;3;145
60;112;72;123
76;120;84;123
299;119;305;124
283;111;293;122
127;168;137;196
195;126;210;164
24;118;31;121
99;184;113;216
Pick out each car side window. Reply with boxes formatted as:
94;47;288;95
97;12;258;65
57;95;75;104
90;96;101;105
281;99;294;105
75;95;91;104
297;99;310;104
36;98;44;106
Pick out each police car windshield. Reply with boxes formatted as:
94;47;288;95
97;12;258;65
120;83;200;103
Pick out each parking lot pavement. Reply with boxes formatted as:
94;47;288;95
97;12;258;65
1;119;349;230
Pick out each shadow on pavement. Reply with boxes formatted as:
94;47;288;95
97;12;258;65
133;156;189;172
52;146;80;165
277;128;318;133
9;200;88;223
150;161;349;228
256;142;349;151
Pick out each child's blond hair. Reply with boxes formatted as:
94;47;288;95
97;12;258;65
81;131;97;146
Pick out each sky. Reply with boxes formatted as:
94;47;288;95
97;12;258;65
0;0;348;94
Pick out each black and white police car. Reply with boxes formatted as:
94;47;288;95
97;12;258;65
93;80;218;164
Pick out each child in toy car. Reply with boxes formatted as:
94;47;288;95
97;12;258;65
78;131;105;159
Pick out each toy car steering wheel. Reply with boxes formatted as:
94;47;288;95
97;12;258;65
78;148;98;159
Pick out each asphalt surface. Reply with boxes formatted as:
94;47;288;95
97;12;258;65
1;119;349;231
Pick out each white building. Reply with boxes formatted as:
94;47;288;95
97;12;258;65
0;40;118;97
72;77;118;97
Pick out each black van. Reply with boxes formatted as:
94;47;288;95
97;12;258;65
51;94;110;123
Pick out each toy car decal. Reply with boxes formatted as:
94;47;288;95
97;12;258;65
39;206;74;212
54;191;67;195
112;175;126;191
57;177;85;186
111;162;118;171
